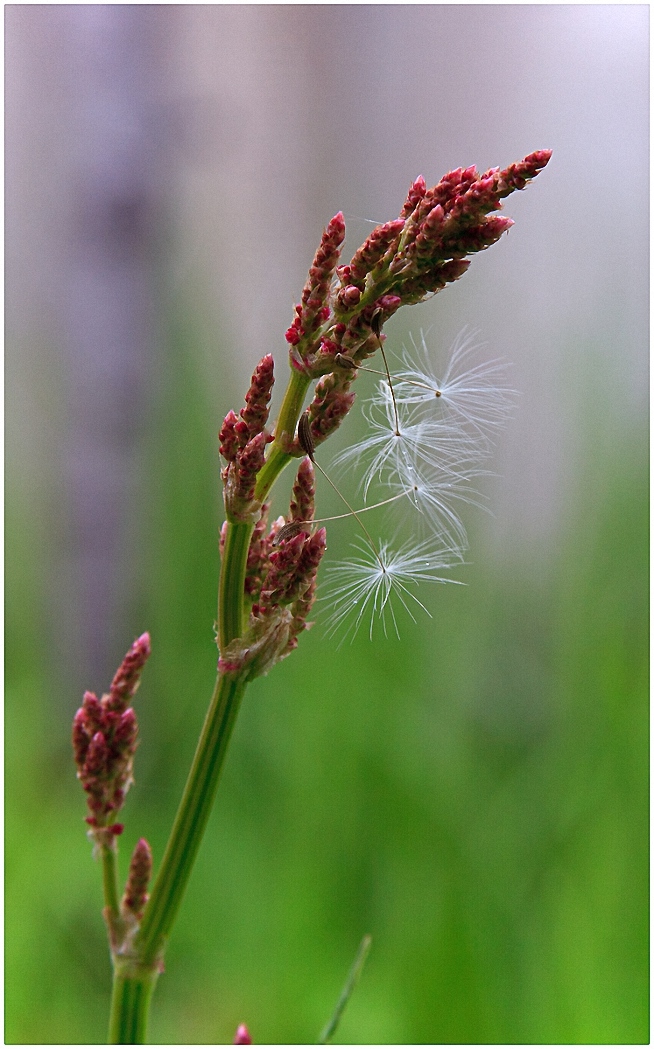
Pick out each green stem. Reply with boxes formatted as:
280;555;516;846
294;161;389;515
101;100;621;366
255;368;310;501
109;670;247;1042
218;520;253;650
101;839;128;960
101;842;121;924
108;967;158;1044
317;934;372;1044
135;670;247;968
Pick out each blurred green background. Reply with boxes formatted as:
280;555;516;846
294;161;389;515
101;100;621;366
6;6;648;1045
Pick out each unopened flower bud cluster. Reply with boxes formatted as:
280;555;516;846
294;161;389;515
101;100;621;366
72;633;151;842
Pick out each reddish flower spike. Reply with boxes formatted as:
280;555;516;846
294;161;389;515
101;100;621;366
121;838;153;921
289;458;316;525
240;355;275;439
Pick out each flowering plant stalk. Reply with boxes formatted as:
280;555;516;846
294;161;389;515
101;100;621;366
72;150;550;1044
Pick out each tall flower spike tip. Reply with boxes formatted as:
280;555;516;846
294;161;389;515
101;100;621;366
286;212;346;352
284;150;549;381
106;632;151;713
220;354;276;522
234;1024;252;1044
496;149;552;196
240;354;275;439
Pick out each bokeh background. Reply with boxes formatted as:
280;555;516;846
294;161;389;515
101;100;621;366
5;5;648;1044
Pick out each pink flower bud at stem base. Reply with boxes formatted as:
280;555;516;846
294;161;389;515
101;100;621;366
121;837;153;921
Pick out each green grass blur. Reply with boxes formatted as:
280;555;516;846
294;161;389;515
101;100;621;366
5;319;648;1044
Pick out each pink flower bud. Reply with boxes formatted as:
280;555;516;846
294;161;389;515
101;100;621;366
285;317;302;345
319;336;340;359
340;284;362;308
106;633;151;712
375;294;401;312
291;212;346;359
121;837;153;921
259;530;308;610
234;1024;252;1045
307;372;355;446
84;731;108;777
449;215;514;257
297;526;327;579
114;708;137;746
425;203;445;231
82;690;103;723
74;635;149;831
234;431;270;506
72;709;91;771
289;458;315;525
348;218;404;286
400;174;427;217
219;410;241;463
240;355;275;439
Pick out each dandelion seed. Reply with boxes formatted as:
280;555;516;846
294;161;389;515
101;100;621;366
394;328;516;436
333;387;477;498
385;461;490;549
323;536;464;642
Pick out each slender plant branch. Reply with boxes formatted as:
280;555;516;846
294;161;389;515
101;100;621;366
101;843;121;928
317;934;372;1044
255;370;311;501
218;521;254;650
107;670;247;1041
135;670;248;967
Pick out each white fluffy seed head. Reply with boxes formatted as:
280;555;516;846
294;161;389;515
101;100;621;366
319;327;514;640
322;536;464;642
386;457;494;543
393;327;516;436
333;385;478;499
